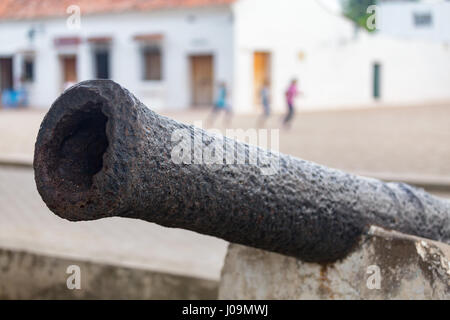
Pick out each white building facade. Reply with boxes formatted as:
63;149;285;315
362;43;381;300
0;0;449;113
378;0;450;42
0;4;234;111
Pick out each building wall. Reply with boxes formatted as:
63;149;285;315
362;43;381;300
378;1;450;42
303;32;450;109
231;0;356;113
0;6;234;110
1;1;449;112
231;0;450;113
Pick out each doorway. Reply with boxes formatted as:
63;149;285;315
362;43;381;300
60;55;77;90
0;57;13;92
253;52;271;108
190;55;214;108
94;49;110;79
373;63;381;100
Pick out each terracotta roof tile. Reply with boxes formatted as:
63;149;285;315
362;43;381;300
0;0;235;20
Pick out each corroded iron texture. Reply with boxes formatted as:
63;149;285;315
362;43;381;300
34;80;450;263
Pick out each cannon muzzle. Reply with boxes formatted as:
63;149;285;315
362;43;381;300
34;80;450;263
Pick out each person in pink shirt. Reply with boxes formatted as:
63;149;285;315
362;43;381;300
283;79;300;128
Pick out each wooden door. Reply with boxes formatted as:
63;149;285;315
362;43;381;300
61;55;77;87
190;55;213;108
253;52;271;107
0;57;13;91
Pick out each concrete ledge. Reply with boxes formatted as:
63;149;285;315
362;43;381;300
0;247;218;299
356;171;450;193
218;227;450;300
2;160;450;193
0;156;33;168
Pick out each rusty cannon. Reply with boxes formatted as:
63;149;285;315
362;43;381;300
34;80;450;263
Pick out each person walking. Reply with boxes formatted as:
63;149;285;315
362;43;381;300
257;79;271;127
283;79;299;129
207;81;232;127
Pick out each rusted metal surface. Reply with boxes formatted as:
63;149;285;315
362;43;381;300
34;80;450;263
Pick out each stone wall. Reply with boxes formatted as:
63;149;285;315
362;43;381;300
0;247;218;299
219;227;450;299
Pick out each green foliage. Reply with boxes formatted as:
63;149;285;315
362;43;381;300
341;0;378;32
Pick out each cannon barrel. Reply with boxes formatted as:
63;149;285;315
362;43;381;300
34;80;450;263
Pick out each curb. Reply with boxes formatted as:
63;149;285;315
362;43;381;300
356;171;450;193
1;159;450;193
0;158;33;169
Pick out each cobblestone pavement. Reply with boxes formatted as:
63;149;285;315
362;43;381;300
0;104;449;279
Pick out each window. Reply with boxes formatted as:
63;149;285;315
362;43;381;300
94;49;110;79
142;47;162;81
414;12;432;27
23;58;34;82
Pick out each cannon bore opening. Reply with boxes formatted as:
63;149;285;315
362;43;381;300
49;103;109;191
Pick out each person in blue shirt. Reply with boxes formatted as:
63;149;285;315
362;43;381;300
257;79;271;127
207;81;232;127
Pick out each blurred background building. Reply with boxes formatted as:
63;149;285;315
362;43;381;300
379;0;450;42
0;0;449;112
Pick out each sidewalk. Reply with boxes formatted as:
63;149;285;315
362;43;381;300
0;166;228;281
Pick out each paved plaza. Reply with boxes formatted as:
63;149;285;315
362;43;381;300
1;103;450;176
